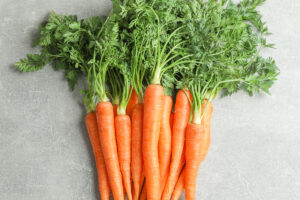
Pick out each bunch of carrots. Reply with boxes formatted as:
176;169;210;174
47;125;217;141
15;0;279;199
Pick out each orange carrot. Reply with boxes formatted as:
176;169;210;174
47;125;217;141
158;95;173;195
115;114;132;200
184;101;213;200
170;113;174;129
127;88;138;116
96;102;124;200
172;169;185;200
162;89;192;200
143;84;164;200
85;112;110;200
131;104;144;200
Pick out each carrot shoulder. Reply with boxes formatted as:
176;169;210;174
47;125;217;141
85;112;110;200
113;104;118;117
158;95;173;195
162;89;192;200
96;102;124;200
131;103;144;200
126;88;138;116
143;84;165;200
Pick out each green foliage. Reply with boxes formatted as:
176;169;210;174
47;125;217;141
15;54;47;72
15;0;279;113
167;0;279;118
15;11;105;108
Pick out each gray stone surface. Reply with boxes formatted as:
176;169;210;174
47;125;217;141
0;0;299;199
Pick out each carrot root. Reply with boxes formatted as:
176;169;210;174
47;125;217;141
143;84;164;200
85;112;110;200
96;102;124;200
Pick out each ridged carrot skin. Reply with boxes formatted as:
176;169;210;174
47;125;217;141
85;112;110;200
127;89;138;116
115;114;132;200
159;95;173;194
172;169;185;200
162;89;192;200
96;102;124;200
131;104;144;200
143;84;165;200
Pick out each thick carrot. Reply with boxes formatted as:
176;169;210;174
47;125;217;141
172;169;185;200
131;104;144;200
115;114;132;200
170;113;174;129
162;89;192;200
143;84;165;200
96;102;124;200
158;95;173;195
85;112;110;200
126;88;138;116
184;101;213;200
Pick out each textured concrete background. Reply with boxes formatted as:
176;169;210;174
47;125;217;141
0;0;299;199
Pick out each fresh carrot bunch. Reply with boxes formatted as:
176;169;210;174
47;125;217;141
15;0;279;199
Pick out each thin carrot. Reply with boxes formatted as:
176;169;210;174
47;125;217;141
96;102;124;200
131;103;144;200
184;101;213;200
115;114;132;200
158;95;173;195
85;112;110;200
126;88;138;116
162;89;192;200
172;169;185;200
143;84;165;200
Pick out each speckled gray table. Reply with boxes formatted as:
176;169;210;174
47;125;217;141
1;0;300;199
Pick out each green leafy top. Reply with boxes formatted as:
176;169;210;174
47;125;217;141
174;0;279;123
14;12;105;111
118;0;192;86
92;9;131;105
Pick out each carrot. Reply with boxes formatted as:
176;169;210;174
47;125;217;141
126;88;138;116
158;95;173;195
131;103;144;200
85;112;110;200
115;114;132;200
143;84;165;200
172;101;213;200
184;101;213;200
162;89;192;200
96;101;124;200
172;169;185;200
170;113;174;129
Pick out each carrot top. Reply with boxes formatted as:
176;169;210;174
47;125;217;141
117;0;193;86
175;0;279;124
